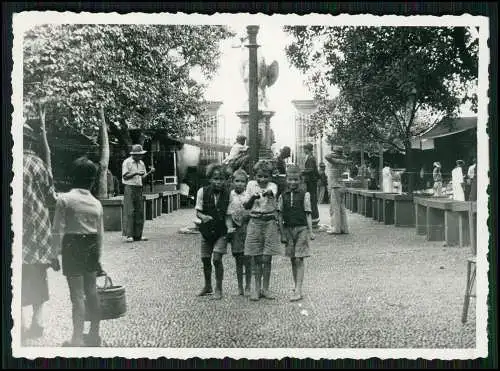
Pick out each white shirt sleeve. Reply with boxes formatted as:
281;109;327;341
195;188;204;212
269;182;278;196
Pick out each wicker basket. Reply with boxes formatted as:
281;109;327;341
85;274;127;321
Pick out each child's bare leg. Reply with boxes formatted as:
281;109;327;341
213;252;224;300
261;255;275;299
290;258;304;301
235;253;244;295
66;276;85;346
244;255;252;295
31;304;44;329
291;258;297;291
250;255;262;301
198;257;213;296
83;272;101;345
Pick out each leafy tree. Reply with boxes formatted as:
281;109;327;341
24;24;234;196
284;26;478;191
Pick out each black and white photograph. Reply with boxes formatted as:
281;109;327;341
10;11;490;360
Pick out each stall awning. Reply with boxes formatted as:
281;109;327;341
420;117;477;140
411;116;477;150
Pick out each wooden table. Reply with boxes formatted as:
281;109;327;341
143;193;159;221
373;193;415;227
101;197;124;232
414;197;476;247
160;190;180;214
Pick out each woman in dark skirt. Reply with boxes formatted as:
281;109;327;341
52;157;105;347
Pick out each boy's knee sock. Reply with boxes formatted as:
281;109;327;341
244;258;252;288
213;259;223;290
235;256;244;287
262;260;272;291
202;258;212;288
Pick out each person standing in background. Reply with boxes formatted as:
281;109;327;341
325;148;350;235
368;162;379;190
467;157;476;181
432;162;443;197
469;164;477;201
465;156;476;201
451;160;466;201
274;146;291;198
22;122;60;343
122;144;155;242
382;161;394;193
317;162;328;204
302;143;320;228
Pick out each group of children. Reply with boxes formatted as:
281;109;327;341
195;160;315;302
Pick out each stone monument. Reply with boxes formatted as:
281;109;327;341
234;35;279;160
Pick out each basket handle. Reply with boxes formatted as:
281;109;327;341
96;272;113;289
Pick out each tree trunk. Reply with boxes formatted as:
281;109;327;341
96;107;110;199
39;103;52;174
404;141;415;194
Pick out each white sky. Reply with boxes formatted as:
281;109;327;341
202;23;318;151
201;23;476;151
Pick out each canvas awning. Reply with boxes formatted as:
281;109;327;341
419;116;477;139
411;116;477;150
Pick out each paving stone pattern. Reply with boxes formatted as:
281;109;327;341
22;205;475;348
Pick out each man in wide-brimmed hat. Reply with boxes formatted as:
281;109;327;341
451;159;465;201
324;146;350;234
122;144;155;242
22;122;59;342
301;143;320;227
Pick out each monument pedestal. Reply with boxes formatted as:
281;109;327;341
236;110;275;160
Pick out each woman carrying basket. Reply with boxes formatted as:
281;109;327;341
52;157;105;347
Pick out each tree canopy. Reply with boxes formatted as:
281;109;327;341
24;24;235;145
284;26;478;154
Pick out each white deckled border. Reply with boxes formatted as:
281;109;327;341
10;11;490;360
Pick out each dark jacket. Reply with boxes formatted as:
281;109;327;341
199;185;230;242
281;190;308;227
303;155;319;186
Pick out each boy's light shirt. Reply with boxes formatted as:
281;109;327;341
52;188;104;255
244;180;278;214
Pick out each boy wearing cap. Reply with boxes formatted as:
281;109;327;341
122;144;155;242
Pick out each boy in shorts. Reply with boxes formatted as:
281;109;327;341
52;157;104;346
195;164;230;300
278;165;315;302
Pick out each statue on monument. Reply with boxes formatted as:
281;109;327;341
236;37;280;110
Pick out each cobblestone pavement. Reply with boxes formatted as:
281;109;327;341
20;204;476;348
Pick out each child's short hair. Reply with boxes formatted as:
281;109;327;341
253;159;274;175
206;163;225;179
232;168;248;181
70;157;98;189
286;164;302;177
